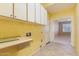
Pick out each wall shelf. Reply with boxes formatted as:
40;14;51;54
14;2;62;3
0;37;32;49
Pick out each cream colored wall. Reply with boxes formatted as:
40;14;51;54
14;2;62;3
75;4;79;55
0;16;43;56
49;6;76;47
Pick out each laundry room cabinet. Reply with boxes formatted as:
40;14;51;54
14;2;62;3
0;3;13;17
35;3;41;24
0;3;48;25
40;5;48;25
27;3;36;22
14;3;28;21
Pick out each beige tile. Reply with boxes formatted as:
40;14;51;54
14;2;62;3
33;35;76;56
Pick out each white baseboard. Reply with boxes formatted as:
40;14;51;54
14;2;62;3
31;47;41;56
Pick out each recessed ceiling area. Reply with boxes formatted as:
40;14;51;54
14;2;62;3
44;3;75;14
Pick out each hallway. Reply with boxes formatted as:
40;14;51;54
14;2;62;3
33;35;76;56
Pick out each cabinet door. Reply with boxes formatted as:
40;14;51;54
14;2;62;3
40;5;45;25
0;3;13;17
44;17;48;25
35;3;41;24
28;3;35;22
14;3;27;21
44;8;48;25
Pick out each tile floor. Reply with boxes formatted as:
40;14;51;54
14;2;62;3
33;35;77;56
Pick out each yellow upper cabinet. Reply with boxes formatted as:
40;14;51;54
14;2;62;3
0;3;13;17
14;3;28;21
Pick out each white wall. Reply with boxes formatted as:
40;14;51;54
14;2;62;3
49;20;59;42
43;20;50;43
41;20;50;47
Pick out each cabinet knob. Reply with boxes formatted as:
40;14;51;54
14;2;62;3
10;14;13;17
41;39;43;42
41;32;43;34
14;16;16;18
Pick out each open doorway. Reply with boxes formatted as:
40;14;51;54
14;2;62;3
50;17;71;45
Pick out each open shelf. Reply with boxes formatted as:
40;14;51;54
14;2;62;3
0;37;32;49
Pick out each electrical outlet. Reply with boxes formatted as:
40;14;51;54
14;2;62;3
26;32;31;37
29;32;31;36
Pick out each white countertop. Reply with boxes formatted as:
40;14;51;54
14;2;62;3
0;37;32;49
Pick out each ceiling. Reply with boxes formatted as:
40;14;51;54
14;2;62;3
43;3;75;14
41;3;54;8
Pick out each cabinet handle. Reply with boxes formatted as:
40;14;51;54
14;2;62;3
14;16;16;18
41;39;43;42
10;14;13;17
41;32;43;34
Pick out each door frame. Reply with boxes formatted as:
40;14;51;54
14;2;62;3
49;16;73;46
